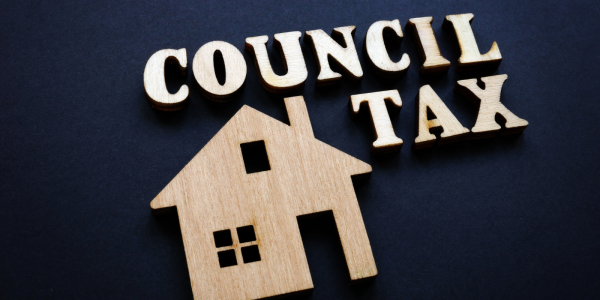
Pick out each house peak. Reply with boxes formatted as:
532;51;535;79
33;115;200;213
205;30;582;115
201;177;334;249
235;96;313;137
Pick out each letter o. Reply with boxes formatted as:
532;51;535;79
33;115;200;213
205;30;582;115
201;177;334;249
193;41;247;101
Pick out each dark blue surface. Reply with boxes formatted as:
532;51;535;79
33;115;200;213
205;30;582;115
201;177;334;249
1;0;599;299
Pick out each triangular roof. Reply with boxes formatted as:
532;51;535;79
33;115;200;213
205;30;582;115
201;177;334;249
151;96;371;210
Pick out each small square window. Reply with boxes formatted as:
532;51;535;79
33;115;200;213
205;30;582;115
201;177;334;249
217;249;237;268
236;225;257;243
213;229;233;248
241;245;261;264
240;141;271;174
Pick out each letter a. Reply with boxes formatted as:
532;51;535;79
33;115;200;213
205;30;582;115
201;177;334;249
414;85;470;149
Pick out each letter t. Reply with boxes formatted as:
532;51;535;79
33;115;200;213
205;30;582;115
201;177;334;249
350;90;403;154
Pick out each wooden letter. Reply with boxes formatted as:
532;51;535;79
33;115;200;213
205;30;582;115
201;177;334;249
406;17;451;75
245;32;308;93
305;26;362;86
414;85;470;149
455;74;528;138
143;48;188;111
443;13;502;72
192;41;247;101
365;20;410;78
151;96;376;299
350;90;403;153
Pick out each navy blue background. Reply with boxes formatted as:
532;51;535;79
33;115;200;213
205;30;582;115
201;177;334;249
1;0;599;299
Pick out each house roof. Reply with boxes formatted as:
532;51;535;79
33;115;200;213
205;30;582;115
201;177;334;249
151;97;371;210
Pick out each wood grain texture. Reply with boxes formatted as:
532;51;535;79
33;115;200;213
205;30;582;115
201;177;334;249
350;90;403;154
245;32;308;93
414;85;470;149
406;17;451;75
151;96;377;299
443;13;502;72
143;48;189;111
192;41;247;102
455;74;528;138
365;19;411;78
305;26;362;86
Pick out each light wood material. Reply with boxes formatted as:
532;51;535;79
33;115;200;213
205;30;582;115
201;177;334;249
350;90;403;154
406;17;451;75
455;74;529;138
443;13;502;72
414;85;470;149
245;32;308;93
192;41;247;101
151;96;377;299
365;19;410;78
305;26;362;86
143;48;189;111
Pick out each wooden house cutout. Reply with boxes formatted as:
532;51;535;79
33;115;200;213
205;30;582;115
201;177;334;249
151;96;377;299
